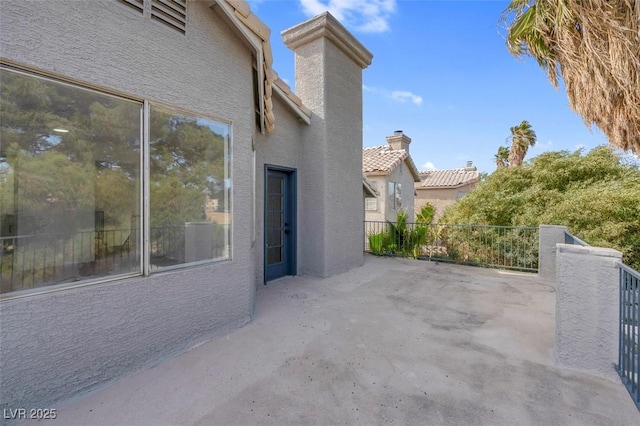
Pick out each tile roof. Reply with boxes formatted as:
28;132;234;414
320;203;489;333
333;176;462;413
418;167;479;189
363;145;421;182
217;1;311;131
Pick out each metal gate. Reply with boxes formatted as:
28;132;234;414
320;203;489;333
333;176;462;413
616;262;640;409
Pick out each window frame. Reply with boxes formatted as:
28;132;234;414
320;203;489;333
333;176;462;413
387;181;402;211
365;197;377;211
0;65;233;299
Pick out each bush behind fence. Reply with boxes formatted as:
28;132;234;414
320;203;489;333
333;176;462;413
364;221;539;272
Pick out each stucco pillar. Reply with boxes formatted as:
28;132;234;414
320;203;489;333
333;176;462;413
538;225;568;283
554;243;622;379
283;13;373;277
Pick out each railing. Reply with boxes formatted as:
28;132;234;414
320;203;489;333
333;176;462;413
150;225;185;268
1;224;229;294
564;231;590;247
1;229;140;294
616;262;640;409
364;221;539;272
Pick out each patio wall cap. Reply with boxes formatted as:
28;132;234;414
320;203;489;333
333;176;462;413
539;224;569;230
556;243;622;259
282;12;373;69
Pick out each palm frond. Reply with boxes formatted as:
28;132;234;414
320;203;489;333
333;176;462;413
502;0;640;154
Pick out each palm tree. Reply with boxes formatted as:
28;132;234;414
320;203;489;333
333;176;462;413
502;1;640;154
507;120;537;167
495;146;510;169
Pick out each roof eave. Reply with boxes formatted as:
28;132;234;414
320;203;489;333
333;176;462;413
419;178;479;190
404;156;422;182
210;0;266;133
362;177;379;197
272;81;311;125
363;170;391;177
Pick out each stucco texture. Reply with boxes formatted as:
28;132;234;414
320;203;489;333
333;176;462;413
365;164;416;223
1;1;374;414
1;0;256;413
293;36;365;277
414;183;476;221
554;244;622;379
255;95;305;280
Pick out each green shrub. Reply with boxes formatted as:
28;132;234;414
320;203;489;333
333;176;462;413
442;146;640;270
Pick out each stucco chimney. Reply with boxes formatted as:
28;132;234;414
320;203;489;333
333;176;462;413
465;161;476;171
282;12;373;277
386;130;411;153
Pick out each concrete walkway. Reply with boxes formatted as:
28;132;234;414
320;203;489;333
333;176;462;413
24;256;638;425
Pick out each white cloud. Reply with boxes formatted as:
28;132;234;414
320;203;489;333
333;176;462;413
391;90;423;106
364;85;423;107
422;161;437;171
299;0;396;33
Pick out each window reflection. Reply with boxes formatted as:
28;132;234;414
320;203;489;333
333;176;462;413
0;69;233;294
0;69;141;293
149;105;230;269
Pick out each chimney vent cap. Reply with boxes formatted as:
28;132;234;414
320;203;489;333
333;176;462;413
394;130;403;135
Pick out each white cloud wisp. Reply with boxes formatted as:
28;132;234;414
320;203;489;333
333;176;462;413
299;0;397;33
422;161;437;171
391;90;423;106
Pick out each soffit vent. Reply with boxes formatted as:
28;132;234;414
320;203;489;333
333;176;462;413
117;0;144;14
151;0;187;34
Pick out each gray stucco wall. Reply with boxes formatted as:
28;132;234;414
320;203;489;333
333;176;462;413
538;225;568;283
255;95;305;281
322;40;366;275
1;0;257;412
554;244;622;379
294;37;365;277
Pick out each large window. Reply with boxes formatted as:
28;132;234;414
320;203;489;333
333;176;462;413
0;68;231;295
149;105;230;269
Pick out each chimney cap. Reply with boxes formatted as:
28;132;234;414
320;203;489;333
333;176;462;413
466;161;473;167
394;130;403;135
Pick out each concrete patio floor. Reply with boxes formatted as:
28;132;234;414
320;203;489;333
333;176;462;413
23;255;638;425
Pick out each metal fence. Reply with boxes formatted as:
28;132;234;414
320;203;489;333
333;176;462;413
1;229;140;294
616;262;640;409
149;225;185;268
1;223;230;294
564;231;590;247
364;221;539;272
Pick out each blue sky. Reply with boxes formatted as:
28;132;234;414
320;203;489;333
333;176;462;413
248;0;609;173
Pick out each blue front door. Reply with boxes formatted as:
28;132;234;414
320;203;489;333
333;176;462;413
265;168;296;282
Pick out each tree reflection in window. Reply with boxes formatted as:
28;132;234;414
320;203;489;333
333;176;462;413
0;68;141;293
149;105;230;269
0;68;232;294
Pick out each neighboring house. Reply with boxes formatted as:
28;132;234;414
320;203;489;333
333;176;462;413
414;162;480;220
0;0;372;412
363;131;421;222
362;176;379;207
